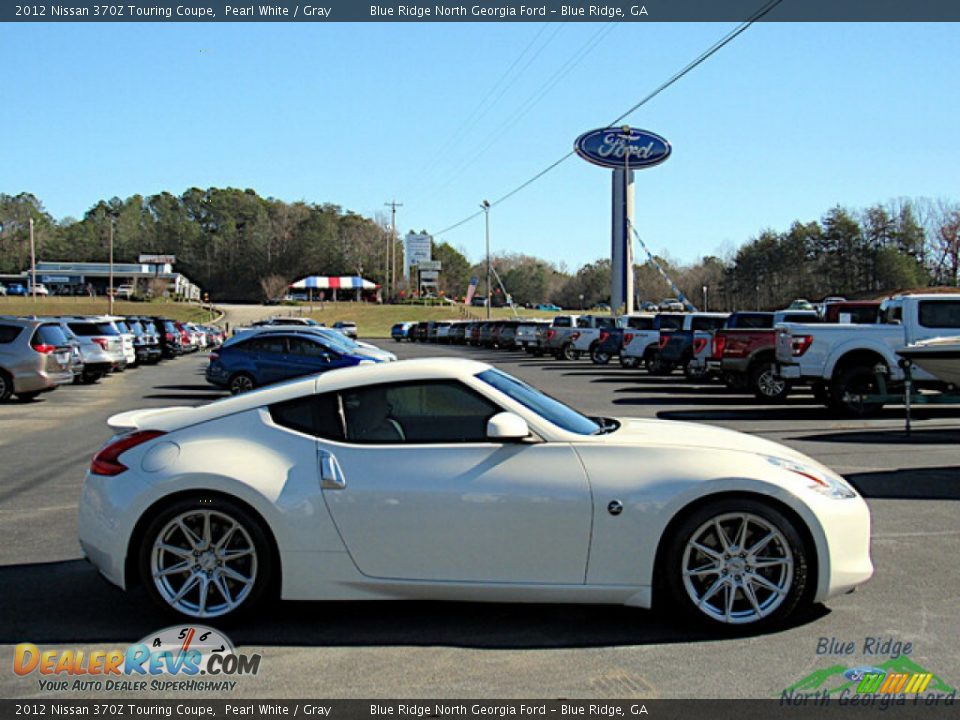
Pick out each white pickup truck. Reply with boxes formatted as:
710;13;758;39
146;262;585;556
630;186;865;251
775;293;960;416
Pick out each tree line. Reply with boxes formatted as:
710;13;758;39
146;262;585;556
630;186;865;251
0;189;957;308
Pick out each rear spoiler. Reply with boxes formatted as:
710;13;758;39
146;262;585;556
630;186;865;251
107;406;193;433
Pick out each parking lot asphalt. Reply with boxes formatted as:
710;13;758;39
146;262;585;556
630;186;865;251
1;340;958;699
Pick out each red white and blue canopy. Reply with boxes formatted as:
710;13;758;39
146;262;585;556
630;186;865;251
290;276;377;290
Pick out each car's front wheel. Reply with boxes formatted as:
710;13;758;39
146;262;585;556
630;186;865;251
139;497;274;620
662;499;809;631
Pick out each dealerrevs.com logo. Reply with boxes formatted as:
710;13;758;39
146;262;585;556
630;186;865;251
14;625;261;693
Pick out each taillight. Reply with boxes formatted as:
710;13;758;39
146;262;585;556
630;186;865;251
599;331;610;343
658;334;670;349
209;353;219;363
712;335;727;359
624;333;634;344
569;332;580;341
92;337;110;350
693;338;708;355
32;343;56;354
792;335;814;356
546;329;556;340
90;430;166;476
165;332;175;341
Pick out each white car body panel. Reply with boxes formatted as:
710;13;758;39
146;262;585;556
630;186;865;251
621;330;660;360
79;358;873;613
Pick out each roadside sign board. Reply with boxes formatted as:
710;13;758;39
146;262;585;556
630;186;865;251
139;254;176;264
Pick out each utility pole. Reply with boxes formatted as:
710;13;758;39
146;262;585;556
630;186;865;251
29;218;36;303
481;200;491;319
384;200;402;300
109;218;115;315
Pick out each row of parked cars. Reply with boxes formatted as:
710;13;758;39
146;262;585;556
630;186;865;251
0;314;224;403
391;293;960;417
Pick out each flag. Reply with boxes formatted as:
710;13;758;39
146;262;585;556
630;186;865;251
464;276;479;305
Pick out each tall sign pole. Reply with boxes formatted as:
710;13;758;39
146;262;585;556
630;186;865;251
29;218;36;303
574;126;671;317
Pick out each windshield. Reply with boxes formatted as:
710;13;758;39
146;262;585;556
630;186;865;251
476;368;601;436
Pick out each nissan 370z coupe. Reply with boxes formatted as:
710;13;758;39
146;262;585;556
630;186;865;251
78;358;872;629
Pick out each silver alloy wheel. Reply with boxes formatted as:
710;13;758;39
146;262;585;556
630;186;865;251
681;512;793;625
230;374;254;394
756;369;786;398
150;509;258;618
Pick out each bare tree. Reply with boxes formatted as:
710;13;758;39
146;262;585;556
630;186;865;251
260;274;290;301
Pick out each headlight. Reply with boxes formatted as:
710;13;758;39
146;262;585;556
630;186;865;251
766;456;857;500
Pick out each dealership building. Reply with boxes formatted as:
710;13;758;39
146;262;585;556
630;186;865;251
1;260;202;300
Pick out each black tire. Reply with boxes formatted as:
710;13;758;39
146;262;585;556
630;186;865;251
138;495;275;621
830;365;886;417
661;498;810;632
229;372;256;395
684;360;708;381
620;356;639;369
81;370;104;385
533;348;544;358
0;370;12;403
750;363;791;402
649;355;675;376
591;345;611;365
562;343;580;361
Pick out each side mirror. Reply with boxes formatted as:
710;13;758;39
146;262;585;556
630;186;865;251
487;412;530;441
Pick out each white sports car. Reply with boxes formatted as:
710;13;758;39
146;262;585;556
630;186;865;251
78;358;873;629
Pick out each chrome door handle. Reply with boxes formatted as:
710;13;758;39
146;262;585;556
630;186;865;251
318;450;346;490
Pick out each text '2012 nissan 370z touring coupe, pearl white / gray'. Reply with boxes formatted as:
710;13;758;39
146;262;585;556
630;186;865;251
78;358;873;631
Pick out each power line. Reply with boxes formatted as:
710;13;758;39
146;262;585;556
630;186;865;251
432;0;784;239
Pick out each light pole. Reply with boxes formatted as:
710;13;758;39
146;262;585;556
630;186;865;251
29;218;36;303
108;217;115;315
702;284;708;312
481;200;491;319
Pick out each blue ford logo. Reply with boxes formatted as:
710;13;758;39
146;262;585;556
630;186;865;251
574;127;671;169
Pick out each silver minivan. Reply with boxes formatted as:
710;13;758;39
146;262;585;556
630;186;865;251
0;318;74;402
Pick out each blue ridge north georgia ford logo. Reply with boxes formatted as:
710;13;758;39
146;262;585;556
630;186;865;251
574;127;671;169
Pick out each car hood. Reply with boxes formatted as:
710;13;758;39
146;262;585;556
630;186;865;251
601;417;817;467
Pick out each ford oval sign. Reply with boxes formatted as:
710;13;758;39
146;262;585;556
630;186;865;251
574;127;671;169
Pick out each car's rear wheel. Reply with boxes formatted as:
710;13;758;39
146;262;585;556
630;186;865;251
0;371;14;403
750;363;791;402
139;497;274;620
663;499;809;631
229;373;255;395
591;345;611;365
830;365;886;417
560;343;580;361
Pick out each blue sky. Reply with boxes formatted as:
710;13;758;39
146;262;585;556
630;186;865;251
2;21;957;268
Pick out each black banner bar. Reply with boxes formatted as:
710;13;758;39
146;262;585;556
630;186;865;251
3;0;960;23
2;699;959;718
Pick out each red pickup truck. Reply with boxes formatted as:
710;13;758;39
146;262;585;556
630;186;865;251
708;310;820;401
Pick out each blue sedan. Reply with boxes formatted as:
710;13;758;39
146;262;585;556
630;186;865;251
207;332;377;394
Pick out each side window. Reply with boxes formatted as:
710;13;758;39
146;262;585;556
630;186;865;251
691;316;726;331
919;301;960;329
288;337;333;359
596;317;616;329
554;317;571;328
247;337;286;354
628;317;653;330
0;324;22;344
576;317;590;328
341;381;501;444
269;393;344;440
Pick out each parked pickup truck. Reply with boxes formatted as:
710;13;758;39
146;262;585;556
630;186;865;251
776;293;960;416
543;314;581;360
621;313;686;371
516;319;551;356
565;314;620;360
656;312;730;378
589;315;657;365
708;310;820;401
822;300;881;324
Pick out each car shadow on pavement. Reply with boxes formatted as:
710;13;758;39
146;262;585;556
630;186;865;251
0;559;828;648
843;466;960;500
792;428;960;445
656;406;960;422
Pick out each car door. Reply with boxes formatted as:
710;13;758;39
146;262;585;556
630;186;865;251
285;336;353;378
319;379;593;585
